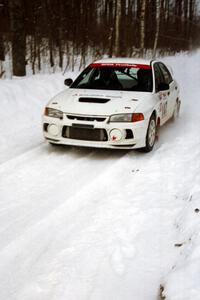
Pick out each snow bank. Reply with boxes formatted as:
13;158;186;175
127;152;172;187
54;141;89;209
159;50;200;300
163;189;200;300
0;71;78;163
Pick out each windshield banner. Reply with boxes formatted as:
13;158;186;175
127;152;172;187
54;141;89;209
90;63;152;69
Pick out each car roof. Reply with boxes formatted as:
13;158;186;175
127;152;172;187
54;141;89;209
93;57;155;66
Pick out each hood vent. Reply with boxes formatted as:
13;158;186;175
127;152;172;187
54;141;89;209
79;97;110;104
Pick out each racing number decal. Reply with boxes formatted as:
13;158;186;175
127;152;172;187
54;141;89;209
161;102;167;118
159;92;168;118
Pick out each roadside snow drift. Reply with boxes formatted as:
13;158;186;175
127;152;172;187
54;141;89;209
0;51;200;300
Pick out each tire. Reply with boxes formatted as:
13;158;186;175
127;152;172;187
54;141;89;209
143;114;156;152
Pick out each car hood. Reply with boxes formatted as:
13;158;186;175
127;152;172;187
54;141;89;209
48;88;149;116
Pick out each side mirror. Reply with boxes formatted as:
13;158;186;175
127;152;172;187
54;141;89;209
158;82;169;91
64;78;73;86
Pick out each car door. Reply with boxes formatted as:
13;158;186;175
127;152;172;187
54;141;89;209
158;62;177;119
153;63;169;125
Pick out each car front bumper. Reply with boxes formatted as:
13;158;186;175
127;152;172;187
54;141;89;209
43;113;148;150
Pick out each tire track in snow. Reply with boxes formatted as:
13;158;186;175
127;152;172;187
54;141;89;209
0;146;154;300
0;144;138;300
0;118;186;300
0;142;131;251
0;134;182;300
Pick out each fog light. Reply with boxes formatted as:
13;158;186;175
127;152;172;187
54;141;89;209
109;129;123;141
48;124;59;136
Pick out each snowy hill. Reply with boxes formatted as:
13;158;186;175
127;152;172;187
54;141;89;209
0;51;200;300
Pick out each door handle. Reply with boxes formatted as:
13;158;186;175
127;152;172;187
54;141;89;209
168;91;170;96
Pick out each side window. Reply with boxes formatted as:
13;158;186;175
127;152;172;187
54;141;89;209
158;63;173;84
154;63;163;93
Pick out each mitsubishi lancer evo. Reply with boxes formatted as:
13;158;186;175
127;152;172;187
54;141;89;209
43;58;180;152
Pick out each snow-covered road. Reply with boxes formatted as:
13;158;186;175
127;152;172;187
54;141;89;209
0;52;200;300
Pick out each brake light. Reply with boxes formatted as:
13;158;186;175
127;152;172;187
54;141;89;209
132;113;144;122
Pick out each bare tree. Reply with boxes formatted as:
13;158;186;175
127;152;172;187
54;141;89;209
0;0;199;76
115;0;121;56
9;0;26;76
140;0;146;56
153;0;161;57
0;34;5;78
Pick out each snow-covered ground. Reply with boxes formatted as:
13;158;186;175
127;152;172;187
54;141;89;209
0;51;200;300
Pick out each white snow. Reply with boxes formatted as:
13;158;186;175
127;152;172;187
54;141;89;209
0;51;200;300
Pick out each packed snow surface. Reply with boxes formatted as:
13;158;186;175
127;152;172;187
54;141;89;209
0;51;200;300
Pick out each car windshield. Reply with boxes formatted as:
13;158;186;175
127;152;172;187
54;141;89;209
70;63;153;92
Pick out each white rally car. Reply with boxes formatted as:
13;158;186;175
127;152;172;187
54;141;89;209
43;58;180;152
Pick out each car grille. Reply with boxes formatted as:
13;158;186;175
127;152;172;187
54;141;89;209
66;115;106;122
62;126;108;141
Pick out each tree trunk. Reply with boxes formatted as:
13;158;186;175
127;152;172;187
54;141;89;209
140;0;146;56
0;34;5;78
108;27;114;57
153;0;161;58
0;34;5;61
44;0;54;68
184;0;189;38
9;0;26;76
115;0;121;56
58;0;64;69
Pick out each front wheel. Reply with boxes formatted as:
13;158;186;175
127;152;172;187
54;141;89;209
143;115;156;152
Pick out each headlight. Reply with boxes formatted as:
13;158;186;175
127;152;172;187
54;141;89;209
109;113;132;122
44;107;63;119
109;113;144;122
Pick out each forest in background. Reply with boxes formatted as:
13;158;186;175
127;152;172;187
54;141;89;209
0;0;200;77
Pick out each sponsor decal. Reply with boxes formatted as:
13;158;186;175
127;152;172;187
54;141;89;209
160;102;167;118
90;63;152;69
112;135;117;141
